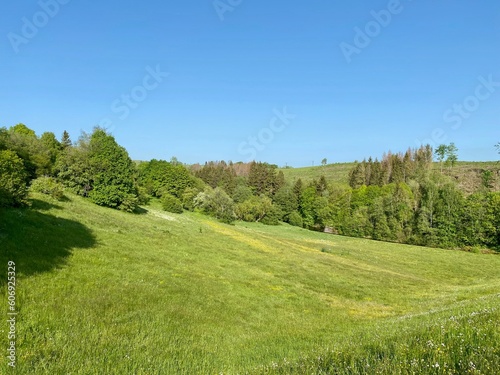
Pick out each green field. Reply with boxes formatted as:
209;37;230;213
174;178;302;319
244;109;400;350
279;163;355;185
1;193;499;374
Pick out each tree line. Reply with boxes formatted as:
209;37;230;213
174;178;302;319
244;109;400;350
1;124;499;251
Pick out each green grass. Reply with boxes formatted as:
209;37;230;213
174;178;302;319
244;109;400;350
1;193;500;374
279;163;355;185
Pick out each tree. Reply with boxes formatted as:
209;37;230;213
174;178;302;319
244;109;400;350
194;187;235;223
40;132;61;167
10;123;36;137
235;195;273;222
247;162;284;196
299;186;317;228
321;158;327;166
138;159;193;198
445;143;458;170
435;144;448;173
495;142;500;157
55;134;93;196
5;125;53;178
61;130;72;149
348;162;365;189
0;150;28;207
273;185;298;220
86;128;138;211
161;194;183;214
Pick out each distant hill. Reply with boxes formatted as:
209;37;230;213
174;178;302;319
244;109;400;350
280;161;500;193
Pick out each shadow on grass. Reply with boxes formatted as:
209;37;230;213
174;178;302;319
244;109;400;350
0;199;96;286
134;206;149;215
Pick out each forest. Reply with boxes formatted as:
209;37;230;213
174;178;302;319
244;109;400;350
1;123;499;252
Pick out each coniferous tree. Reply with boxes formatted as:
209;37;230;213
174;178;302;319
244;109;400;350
61;130;72;149
348;162;365;189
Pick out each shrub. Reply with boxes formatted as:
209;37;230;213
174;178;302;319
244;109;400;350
194;187;235;223
0;150;28;207
261;204;283;226
119;194;139;213
288;210;303;228
161;194;183;214
182;187;201;211
30;176;64;200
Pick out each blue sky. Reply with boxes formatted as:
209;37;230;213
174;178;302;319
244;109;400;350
1;1;499;167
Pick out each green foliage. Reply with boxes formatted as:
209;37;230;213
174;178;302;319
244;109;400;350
161;193;183;214
29;176;64;200
299;186;317;228
5;125;54;178
86;129;137;210
349;146;433;189
194;161;237;195
287;210;303;227
54;139;93;196
272;185;298;220
181;187;201;211
138;159;193;198
0;149;28;207
194;187;235;223
40;131;61;164
0;127;8;150
232;183;253;203
55;128;137;210
248;161;284;197
117;194;139;213
436;143;459;172
9;123;36;137
348;161;365;189
235;195;273;222
60;130;72;149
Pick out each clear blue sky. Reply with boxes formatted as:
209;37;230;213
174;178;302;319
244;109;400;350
1;1;499;167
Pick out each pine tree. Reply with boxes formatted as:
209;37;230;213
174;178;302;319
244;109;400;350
61;130;72;149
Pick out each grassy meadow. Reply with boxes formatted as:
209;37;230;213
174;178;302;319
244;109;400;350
1;192;499;374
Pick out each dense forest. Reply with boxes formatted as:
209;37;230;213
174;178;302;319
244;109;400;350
1;124;499;251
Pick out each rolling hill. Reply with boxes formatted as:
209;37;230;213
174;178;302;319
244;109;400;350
1;193;499;374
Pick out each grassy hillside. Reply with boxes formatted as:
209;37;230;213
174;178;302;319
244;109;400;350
279;163;355;185
1;193;499;374
279;161;500;191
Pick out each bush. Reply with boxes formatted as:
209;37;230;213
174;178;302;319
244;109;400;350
0;150;28;207
161;194;183;214
30;176;64;200
261;204;283;226
182;187;201;211
194;187;235;223
288;211;303;228
119;194;139;213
